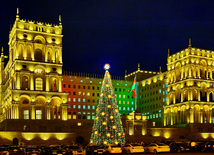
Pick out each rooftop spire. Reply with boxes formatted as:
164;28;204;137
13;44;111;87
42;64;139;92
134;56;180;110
138;63;140;71
189;38;191;48
159;66;162;73
168;49;170;57
16;8;19;21
1;47;4;57
59;15;62;26
125;70;127;76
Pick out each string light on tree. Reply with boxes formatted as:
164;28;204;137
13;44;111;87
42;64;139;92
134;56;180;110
90;64;125;146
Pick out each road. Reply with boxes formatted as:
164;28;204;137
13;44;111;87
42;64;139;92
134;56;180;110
117;153;214;155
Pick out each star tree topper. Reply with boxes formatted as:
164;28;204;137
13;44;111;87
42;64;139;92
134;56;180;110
104;64;110;70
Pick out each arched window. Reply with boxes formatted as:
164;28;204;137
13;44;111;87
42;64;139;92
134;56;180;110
21;76;29;90
35;78;43;90
34;49;42;61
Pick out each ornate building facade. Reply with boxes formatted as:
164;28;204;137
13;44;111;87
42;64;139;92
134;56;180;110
164;41;214;126
0;9;68;123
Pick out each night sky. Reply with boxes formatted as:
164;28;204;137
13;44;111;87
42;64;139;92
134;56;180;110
1;0;214;76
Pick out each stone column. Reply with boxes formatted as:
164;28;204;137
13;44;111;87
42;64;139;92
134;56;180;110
46;103;51;120
164;113;167;126
198;89;201;101
173;94;176;104
23;43;27;60
171;112;174;125
16;72;20;89
181;91;184;102
61;103;68;120
207;92;210;102
58;76;62;92
30;72;34;90
31;103;35;120
46;75;50;91
189;66;192;77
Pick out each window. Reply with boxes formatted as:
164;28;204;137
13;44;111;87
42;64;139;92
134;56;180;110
78;105;81;109
159;89;161;93
88;86;90;89
97;87;99;90
119;107;121;110
83;105;85;109
83;86;85;89
92;86;95;90
24;110;29;119
87;116;91;119
36;110;42;119
73;115;76;119
68;98;71;102
92;106;95;109
119;95;121;98
83;98;85;102
78;98;81;102
35;78;43;90
83;92;85;96
80;80;83;82
78;92;81;95
73;92;76;95
73;105;76;109
68;105;71;108
63;84;66;88
88;105;90;109
90;81;92;83
73;85;76;88
73;98;76;102
92;116;95;119
123;101;125;104
78;85;81;89
123;95;125;98
119;101;121;104
68;84;71;88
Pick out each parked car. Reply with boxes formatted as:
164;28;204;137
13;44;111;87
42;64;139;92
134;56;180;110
169;142;184;152
122;144;144;154
194;142;206;152
66;145;86;155
86;145;105;155
48;145;59;155
8;146;23;155
204;141;214;152
104;145;122;154
0;146;9;155
144;143;170;153
24;146;41;155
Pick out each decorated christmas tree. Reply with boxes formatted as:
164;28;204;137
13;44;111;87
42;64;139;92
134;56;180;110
90;64;125;146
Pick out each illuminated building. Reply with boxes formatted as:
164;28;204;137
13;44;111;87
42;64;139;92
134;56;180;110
164;40;214;126
125;64;167;126
0;9;75;145
61;72;135;127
